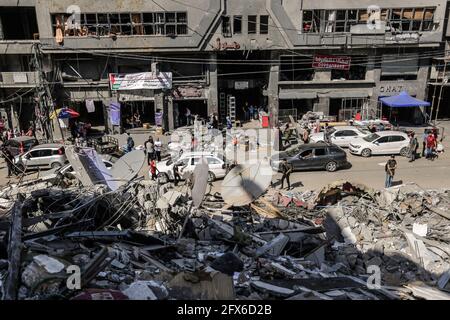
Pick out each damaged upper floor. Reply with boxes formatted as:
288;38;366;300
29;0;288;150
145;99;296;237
0;0;448;53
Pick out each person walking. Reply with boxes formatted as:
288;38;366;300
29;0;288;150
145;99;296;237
150;159;158;181
212;114;219;129
185;108;192;126
4;149;15;178
422;131;427;157
26;127;34;137
303;128;310;144
144;136;155;164
408;133;418;163
426;132;437;160
242;103;249;122
154;137;162;162
323;123;330;143
280;158;293;190
226;116;232;130
385;155;397;188
126;133;135;153
173;162;183;186
275;126;284;152
248;105;254;122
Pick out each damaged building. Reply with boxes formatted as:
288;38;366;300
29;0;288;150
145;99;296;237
0;0;449;135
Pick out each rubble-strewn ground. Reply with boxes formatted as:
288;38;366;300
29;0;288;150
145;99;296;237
1;121;450;300
1;178;450;300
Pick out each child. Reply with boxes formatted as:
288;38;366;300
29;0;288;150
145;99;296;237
150;159;158;181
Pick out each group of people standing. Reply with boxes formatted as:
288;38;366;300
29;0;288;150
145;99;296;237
0;116;34;143
144;136;163;181
242;103;264;122
385;128;441;188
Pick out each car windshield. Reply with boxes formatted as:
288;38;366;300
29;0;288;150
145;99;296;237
328;127;336;135
286;147;302;157
364;133;380;142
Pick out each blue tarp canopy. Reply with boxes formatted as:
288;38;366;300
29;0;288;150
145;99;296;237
380;91;430;108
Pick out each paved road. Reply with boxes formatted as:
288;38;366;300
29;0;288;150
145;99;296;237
2;122;450;192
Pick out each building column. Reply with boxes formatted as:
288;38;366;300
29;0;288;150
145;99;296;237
168;96;174;131
268;51;280;127
208;53;218;116
155;91;171;132
10;104;19;130
314;97;329;115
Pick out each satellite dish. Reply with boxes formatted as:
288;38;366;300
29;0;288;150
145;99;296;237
110;150;146;187
191;158;209;208
221;159;272;206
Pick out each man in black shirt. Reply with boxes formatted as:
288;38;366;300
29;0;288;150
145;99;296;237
3;149;15;178
385;155;397;188
280;158;293;190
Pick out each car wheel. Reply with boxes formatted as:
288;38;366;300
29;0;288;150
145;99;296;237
51;162;62;169
326;161;338;172
157;173;169;184
400;147;409;157
361;148;372;157
208;172;216;183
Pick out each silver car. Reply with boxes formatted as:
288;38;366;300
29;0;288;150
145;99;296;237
14;144;68;172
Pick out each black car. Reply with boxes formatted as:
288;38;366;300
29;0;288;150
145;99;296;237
271;143;348;172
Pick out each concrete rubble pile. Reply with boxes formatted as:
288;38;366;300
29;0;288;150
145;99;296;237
1;174;450;300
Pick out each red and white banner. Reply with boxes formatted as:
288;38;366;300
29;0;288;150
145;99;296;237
312;55;351;70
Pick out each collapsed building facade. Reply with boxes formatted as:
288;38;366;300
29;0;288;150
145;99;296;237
0;0;448;134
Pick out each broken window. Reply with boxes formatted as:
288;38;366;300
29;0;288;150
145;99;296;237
260;15;269;34
302;10;321;33
50;11;188;38
222;16;232;37
301;7;436;34
233;16;242;34
248;15;257;34
132;14;144;35
0;7;39;40
387;8;435;32
279;56;314;81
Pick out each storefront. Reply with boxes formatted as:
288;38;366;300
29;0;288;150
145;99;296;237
172;85;208;127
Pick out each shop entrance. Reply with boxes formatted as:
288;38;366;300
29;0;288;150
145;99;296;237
279;99;315;121
330;98;369;122
219;88;265;123
175;100;208;127
121;101;155;129
217;51;270;123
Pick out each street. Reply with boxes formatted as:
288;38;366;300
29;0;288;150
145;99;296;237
2;121;450;192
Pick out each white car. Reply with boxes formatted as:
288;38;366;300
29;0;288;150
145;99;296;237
310;126;370;147
40;159;114;182
156;152;228;183
349;131;410;157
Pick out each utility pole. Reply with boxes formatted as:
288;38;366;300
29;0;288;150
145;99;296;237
31;43;57;141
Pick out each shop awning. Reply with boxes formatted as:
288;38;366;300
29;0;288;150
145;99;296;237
279;90;317;100
380;91;430;108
